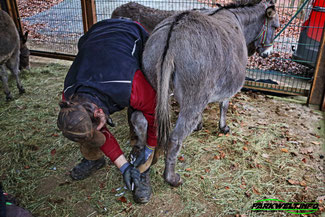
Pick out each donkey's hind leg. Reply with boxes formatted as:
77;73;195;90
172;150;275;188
6;49;25;94
219;99;230;134
164;105;206;187
0;65;13;100
194;114;203;131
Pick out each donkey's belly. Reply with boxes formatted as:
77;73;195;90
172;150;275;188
208;73;245;103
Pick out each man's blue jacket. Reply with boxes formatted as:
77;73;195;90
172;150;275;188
63;18;149;115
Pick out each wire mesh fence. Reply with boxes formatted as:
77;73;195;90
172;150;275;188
18;0;84;55
14;0;325;96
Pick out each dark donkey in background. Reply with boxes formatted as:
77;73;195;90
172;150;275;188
111;2;211;34
111;2;177;33
0;9;30;101
142;0;279;186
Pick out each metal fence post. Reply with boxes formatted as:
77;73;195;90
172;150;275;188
3;0;24;37
81;0;97;33
307;28;325;110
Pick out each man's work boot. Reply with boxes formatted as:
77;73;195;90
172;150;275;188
133;169;152;204
70;157;106;180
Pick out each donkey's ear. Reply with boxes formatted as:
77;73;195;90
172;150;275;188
266;5;276;18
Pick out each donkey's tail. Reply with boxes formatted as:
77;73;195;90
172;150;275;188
154;12;190;160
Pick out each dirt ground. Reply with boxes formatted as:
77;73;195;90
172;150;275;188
0;58;324;216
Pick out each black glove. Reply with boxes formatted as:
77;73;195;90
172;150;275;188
121;163;140;191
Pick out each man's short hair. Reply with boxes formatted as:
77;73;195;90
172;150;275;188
57;101;94;142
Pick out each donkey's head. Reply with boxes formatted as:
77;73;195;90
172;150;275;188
19;31;30;70
253;0;279;58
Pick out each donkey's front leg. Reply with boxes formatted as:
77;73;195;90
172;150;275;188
219;100;230;133
0;65;12;100
6;50;25;94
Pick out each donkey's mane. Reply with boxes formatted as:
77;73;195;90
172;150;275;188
209;0;263;16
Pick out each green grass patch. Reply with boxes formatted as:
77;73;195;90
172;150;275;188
0;61;324;216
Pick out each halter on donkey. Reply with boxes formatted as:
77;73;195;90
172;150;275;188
142;0;279;187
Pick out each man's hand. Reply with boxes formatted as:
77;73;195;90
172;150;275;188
133;145;155;167
120;162;140;191
94;108;106;130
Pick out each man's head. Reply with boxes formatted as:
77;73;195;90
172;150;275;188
57;101;94;142
57;96;107;147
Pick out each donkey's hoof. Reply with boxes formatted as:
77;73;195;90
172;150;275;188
19;87;25;94
164;172;183;187
220;125;230;134
194;121;203;131
5;94;13;101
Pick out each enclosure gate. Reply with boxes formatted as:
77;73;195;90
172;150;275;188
1;0;324;102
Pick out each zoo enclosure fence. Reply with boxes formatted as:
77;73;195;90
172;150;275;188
1;0;325;108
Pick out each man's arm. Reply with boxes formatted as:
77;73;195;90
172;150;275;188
100;128;140;190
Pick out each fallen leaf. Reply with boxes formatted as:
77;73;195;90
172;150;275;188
302;158;307;163
225;186;230;190
214;155;220;160
117;196;127;203
200;175;204;180
99;182;105;189
24;165;30;169
300;181;307;187
185;168;192;172
51;149;56;156
203;147;212;152
218;133;224;137
311;141;320;145
204;168;210;173
256;164;262;168
243;146;248;151
184;174;190;177
219;151;226;159
252;187;260;195
111;188;117;193
287;179;300;185
178;156;185;162
281;148;289;153
240;185;246;189
52;133;59;137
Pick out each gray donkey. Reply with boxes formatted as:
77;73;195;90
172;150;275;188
142;0;279;186
0;9;30;101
